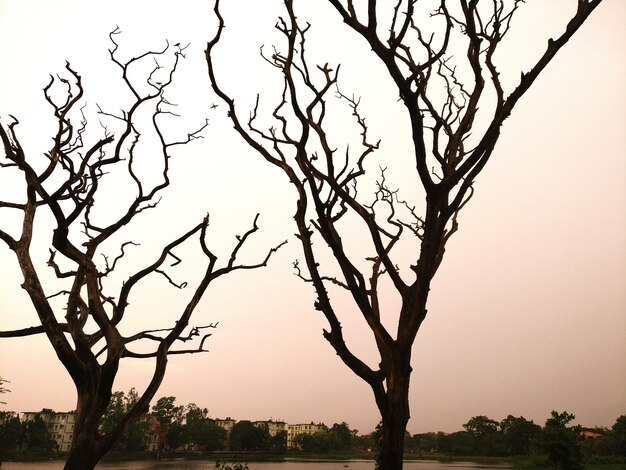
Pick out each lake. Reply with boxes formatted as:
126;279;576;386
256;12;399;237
1;459;512;469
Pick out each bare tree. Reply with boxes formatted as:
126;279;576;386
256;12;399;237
0;29;285;470
206;0;603;468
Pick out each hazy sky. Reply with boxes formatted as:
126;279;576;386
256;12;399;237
0;0;624;436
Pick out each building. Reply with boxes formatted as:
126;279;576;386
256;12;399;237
20;408;159;452
287;422;327;448
253;419;287;437
22;409;75;452
16;408;328;452
580;428;605;440
139;414;159;451
214;417;236;436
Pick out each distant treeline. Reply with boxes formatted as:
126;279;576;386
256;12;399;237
2;392;624;470
0;411;56;454
406;412;625;459
230;410;625;470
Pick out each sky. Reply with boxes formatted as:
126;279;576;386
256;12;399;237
0;0;624;436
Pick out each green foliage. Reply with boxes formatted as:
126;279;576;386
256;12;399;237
0;412;57;456
182;404;227;451
330;422;357;450
583;415;626;458
438;431;476;455
500;415;542;456
100;391;125;435
464;415;499;437
101;394;232;452
100;388;150;451
269;430;287;452
4;395;623;463
0;411;23;454
22;415;56;452
546;411;578;429
291;422;357;454
463;415;500;455
536;410;583;470
151;396;184;426
352;429;378;452
150;395;185;451
407;414;556;459
406;432;439;453
611;415;626;456
293;430;336;452
230;420;270;451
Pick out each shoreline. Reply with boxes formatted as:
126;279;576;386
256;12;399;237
3;452;625;469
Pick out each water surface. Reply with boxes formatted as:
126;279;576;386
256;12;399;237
2;459;512;470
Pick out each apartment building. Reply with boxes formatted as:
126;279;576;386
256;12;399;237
287;422;327;448
253;419;287;437
22;409;75;452
17;408;322;451
214;417;236;435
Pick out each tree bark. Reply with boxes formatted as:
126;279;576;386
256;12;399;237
380;411;408;470
64;437;101;470
64;389;108;470
374;347;412;470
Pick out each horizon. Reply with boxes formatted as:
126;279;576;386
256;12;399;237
9;402;622;436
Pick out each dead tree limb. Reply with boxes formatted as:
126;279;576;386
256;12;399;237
206;1;603;468
0;29;284;470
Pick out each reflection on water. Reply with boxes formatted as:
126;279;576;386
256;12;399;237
2;460;512;470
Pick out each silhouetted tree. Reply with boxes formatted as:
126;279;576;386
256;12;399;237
438;431;475;456
175;403;227;450
330;422;357;450
294;430;337;453
0;29;284;470
21;414;56;452
611;415;626;456
269;430;288;452
536;411;583;470
500;415;541;456
0;411;23;455
407;432;438;453
230;420;270;451
152;396;185;452
463;415;499;454
152;396;184;428
206;1;603;468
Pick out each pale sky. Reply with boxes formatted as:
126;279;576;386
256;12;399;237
0;0;624;436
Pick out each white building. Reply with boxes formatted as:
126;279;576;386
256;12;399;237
287;422;327;448
253;419;287;437
22;409;75;452
214;417;236;435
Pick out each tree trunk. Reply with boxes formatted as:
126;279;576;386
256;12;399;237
64;389;108;470
64;425;102;470
377;353;411;470
64;440;101;470
380;412;408;470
